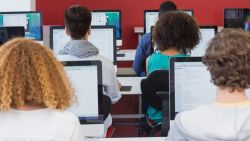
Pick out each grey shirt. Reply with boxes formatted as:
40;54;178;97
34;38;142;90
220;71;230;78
166;102;250;141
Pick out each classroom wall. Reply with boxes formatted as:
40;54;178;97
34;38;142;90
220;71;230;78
36;0;250;50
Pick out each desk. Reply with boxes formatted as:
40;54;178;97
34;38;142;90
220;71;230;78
117;68;136;76
86;137;165;141
117;50;136;61
117;77;145;95
81;124;105;137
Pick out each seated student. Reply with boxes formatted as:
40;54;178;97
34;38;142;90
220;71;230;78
133;1;177;76
58;5;121;134
167;29;250;140
0;38;83;141
146;12;200;123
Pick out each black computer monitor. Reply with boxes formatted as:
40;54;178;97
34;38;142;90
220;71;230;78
0;11;43;40
62;61;103;124
224;8;250;31
144;9;194;33
91;10;122;42
50;25;117;64
0;26;25;45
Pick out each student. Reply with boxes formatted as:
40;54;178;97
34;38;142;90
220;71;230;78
0;38;83;141
146;12;200;123
58;5;121;134
133;1;177;76
167;29;250;140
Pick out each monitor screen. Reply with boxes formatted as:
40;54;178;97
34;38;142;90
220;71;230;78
0;12;43;40
191;26;217;57
65;65;99;118
0;26;25;45
224;8;250;31
50;26;116;64
144;9;193;33
92;11;121;39
170;57;250;120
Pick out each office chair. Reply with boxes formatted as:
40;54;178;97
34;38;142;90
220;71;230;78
103;95;116;138
139;70;170;137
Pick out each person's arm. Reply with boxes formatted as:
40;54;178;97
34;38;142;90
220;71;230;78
133;35;148;76
106;65;122;104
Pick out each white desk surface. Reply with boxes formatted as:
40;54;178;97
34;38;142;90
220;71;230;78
81;124;104;137
117;50;136;61
86;137;165;141
117;68;136;76
118;77;146;95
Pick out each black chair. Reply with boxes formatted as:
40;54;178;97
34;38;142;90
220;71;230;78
103;95;112;120
139;70;170;136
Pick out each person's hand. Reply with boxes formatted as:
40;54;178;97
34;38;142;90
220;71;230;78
118;82;122;90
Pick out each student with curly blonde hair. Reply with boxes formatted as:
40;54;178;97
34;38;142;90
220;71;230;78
0;38;83;141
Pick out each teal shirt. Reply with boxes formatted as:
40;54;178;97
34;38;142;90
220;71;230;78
147;52;187;123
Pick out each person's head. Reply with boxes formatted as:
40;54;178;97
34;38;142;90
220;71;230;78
159;1;177;17
153;11;200;54
64;5;92;40
203;29;250;92
0;38;75;111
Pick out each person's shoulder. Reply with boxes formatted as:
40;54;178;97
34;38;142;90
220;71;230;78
48;109;78;120
142;33;151;38
89;55;114;67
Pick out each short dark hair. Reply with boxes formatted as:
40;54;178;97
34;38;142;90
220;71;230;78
203;29;250;92
159;1;177;16
153;11;200;54
64;5;92;39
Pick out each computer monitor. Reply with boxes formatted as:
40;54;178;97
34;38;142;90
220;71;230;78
169;57;250;120
0;11;43;40
50;25;117;64
62;61;103;124
191;26;218;57
0;26;25;45
91;10;121;41
144;9;194;33
224;8;250;31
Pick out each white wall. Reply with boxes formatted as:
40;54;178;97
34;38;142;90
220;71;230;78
0;0;36;12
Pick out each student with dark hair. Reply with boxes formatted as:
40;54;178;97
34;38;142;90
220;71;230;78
167;29;250;140
133;1;177;76
146;11;200;123
58;5;121;135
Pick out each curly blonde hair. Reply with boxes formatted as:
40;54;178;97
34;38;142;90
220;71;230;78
0;38;75;111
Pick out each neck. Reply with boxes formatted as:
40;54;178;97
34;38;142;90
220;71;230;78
216;87;248;103
13;103;45;111
161;48;180;56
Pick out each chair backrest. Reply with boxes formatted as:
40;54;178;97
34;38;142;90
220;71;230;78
141;70;169;110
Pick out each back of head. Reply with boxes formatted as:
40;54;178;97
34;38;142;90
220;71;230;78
203;29;250;92
159;1;177;16
64;5;92;39
0;38;75;111
153;11;200;54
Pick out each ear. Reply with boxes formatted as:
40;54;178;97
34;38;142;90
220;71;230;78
65;27;70;36
87;26;91;35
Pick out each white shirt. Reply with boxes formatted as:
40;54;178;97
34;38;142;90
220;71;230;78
0;108;83;141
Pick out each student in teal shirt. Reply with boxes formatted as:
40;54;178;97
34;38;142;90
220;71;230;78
145;11;201;123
